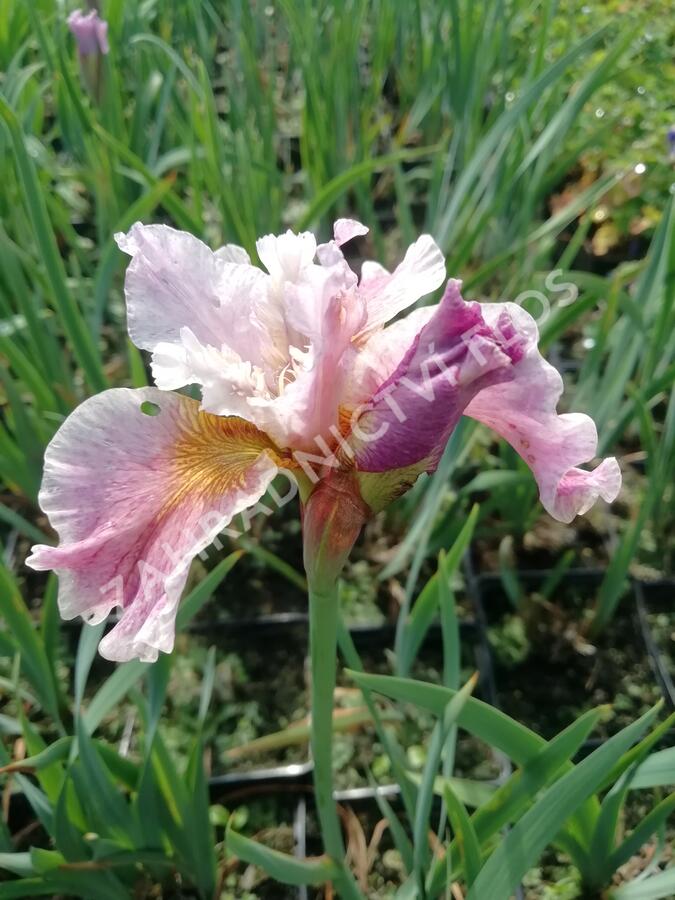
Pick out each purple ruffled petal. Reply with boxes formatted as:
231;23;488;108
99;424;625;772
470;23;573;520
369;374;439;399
351;281;621;523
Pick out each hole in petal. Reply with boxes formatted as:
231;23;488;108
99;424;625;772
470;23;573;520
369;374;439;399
140;400;161;417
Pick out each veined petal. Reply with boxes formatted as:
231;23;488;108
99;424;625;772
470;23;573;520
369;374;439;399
464;302;621;523
351;280;515;475
342;305;437;410
247;239;366;449
115;223;229;352
115;222;268;375
350;281;621;522
252;279;367;449
283;248;359;343
357;234;446;336
361;260;388;282
27;388;283;662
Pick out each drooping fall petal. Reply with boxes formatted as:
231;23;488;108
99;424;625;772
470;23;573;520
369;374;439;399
351;281;517;471
356;234;446;337
463;302;621;523
27;388;283;662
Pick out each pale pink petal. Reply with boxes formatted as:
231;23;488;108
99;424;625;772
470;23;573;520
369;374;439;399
215;243;250;264
357;235;446;336
360;260;389;282
316;219;368;269
149;341;193;391
27;388;281;662
251;263;366;449
165;328;267;421
116;223;270;391
333;219;368;246
553;457;622;523
115;223;229;352
282;248;359;343
464;302;621;523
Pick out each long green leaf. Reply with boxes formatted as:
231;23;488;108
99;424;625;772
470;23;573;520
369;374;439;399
443;783;482;887
412;673;478;891
396;505;479;676
630;749;675;789
466;705;661;900
226;826;340;887
0;98;105;392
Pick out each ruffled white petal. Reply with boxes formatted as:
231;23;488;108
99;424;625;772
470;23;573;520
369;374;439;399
256;230;317;282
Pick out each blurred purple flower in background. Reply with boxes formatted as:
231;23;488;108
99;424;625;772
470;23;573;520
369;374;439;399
67;8;109;56
668;125;675;161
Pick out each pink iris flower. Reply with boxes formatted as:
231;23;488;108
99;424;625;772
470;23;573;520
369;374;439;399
27;221;621;662
67;8;109;56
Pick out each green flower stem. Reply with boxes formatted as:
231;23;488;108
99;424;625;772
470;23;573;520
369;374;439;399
309;581;364;900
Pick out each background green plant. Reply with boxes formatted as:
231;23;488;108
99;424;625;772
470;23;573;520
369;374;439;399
1;0;674;897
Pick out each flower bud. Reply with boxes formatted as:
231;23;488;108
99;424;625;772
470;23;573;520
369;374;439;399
67;9;109;56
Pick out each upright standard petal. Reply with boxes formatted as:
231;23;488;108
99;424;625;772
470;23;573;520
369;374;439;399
248;255;366;450
115;222;269;386
357;234;446;336
256;229;317;282
333;219;369;247
316;219;368;267
27;388;284;662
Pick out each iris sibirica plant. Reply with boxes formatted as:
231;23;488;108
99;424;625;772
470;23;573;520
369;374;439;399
28;221;621;895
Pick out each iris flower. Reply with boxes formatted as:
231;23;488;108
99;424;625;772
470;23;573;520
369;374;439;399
67;8;110;57
27;221;620;662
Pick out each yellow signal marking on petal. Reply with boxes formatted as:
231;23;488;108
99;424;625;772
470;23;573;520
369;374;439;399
166;398;290;508
337;404;356;439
